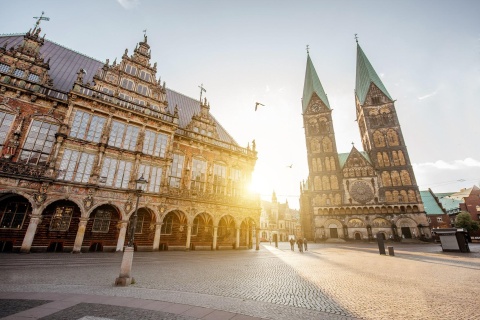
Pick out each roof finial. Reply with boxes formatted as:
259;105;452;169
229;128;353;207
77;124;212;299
199;83;206;102
33;11;50;29
143;29;147;42
354;33;359;44
306;44;310;54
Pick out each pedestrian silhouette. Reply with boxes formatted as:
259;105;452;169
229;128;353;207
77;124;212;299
303;238;308;251
297;238;304;253
289;238;295;251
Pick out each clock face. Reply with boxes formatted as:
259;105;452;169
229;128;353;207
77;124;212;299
350;180;374;204
311;103;321;113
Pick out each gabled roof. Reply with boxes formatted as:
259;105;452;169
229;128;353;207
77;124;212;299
338;149;371;169
355;43;392;104
420;190;445;215
302;54;330;112
0;34;238;146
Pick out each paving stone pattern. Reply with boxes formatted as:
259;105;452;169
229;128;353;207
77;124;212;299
1;242;479;320
0;299;52;318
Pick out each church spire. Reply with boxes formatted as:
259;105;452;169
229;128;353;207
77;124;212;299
302;53;330;113
355;43;392;104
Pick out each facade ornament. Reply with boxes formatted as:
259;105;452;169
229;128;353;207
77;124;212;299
124;200;133;213
83;195;94;210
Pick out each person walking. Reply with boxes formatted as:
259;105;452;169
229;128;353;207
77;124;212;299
303;238;308;251
297;238;304;253
289;238;295;251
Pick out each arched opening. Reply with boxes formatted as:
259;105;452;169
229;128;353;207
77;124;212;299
84;204;121;252
160;210;187;250
126;207;156;251
329;223;338;238
217;215;235;249
354;232;362;240
191;212;213;250
37;200;82;252
0;194;32;252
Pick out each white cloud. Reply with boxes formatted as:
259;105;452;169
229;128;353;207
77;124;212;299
414;158;480;170
455;157;480;167
117;0;140;9
417;89;438;100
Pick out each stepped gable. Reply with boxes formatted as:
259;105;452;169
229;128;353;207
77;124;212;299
0;34;238;146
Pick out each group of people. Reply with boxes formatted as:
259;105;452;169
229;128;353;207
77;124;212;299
289;237;307;252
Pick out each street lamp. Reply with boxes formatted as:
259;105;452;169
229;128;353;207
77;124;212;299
115;174;148;286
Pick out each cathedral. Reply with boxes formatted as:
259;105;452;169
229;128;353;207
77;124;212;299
299;42;430;241
0;19;260;253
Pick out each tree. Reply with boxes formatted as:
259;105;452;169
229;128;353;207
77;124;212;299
454;212;480;232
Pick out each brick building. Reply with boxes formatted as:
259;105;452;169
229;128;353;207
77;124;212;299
0;20;260;253
299;43;430;241
259;191;300;242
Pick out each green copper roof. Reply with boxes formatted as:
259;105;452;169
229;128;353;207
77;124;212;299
302;54;330;112
420;190;445;215
338;150;371;169
355;44;392;104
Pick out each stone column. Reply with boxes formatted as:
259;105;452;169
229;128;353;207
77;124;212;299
255;228;260;250
235;227;240;249
212;226;218;250
116;221;129;252
20;214;42;253
152;223;162;251
185;224;192;250
246;227;250;248
72;217;89;253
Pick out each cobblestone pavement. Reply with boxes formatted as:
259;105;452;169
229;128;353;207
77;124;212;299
0;242;479;319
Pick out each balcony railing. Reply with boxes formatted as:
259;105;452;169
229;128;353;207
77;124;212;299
0;159;48;179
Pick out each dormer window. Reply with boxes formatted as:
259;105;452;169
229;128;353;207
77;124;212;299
371;96;381;104
121;78;134;90
102;87;114;96
137;84;149;96
28;73;40;82
13;69;25;78
139;70;151;82
0;64;10;73
125;64;137;76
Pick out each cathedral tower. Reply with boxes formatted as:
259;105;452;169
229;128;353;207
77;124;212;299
355;43;422;210
302;54;343;236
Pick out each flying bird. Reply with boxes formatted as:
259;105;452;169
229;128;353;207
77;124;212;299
255;102;265;111
287;164;293;168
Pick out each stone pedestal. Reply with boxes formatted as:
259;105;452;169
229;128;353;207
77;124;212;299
115;246;135;286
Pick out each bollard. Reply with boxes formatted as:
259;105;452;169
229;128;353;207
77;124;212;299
387;246;394;256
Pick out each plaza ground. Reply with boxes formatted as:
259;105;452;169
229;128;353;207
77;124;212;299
0;242;479;319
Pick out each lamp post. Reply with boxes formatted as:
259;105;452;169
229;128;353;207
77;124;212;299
115;174;147;286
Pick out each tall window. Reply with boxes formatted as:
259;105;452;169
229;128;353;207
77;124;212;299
0;111;15;152
92;209;112;232
213;163;226;194
139;70;151;82
134;211;146;234
161;215;173;234
191;158;206;192
125;64;137;76
57;149;95;183
49;206;74;231
0;202;30;229
138;164;162;193
137;84;148;96
143;130;168;157
0;63;10;73
101;157;133;188
70;111;106;143
19;120;59;165
27;73;40;82
108;121;139;151
169;154;184;188
230;168;243;196
121;78;134;90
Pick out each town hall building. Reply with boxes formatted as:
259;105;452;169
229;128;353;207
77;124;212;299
299;42;430;241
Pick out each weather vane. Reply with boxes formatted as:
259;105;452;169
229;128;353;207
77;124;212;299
33;11;50;28
199;83;206;102
306;44;310;54
354;33;359;43
143;29;147;36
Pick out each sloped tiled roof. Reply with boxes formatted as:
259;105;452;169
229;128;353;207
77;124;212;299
355;43;392;104
302;54;330;113
420;190;445;215
0;34;238;146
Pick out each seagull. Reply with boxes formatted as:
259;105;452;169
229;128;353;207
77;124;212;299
255;102;265;111
287;164;293;168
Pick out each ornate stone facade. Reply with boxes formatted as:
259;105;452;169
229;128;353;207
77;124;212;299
299;44;430;242
0;21;260;253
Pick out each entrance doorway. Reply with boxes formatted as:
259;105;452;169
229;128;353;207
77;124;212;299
354;233;362;240
401;227;412;239
330;228;338;238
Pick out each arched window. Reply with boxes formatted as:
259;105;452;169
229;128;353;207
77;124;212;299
322;176;330;190
0;111;15;152
312;158;317;172
0;199;30;229
398;150;406;165
382;171;392;187
311;139;320;153
50;206;74;231
92;209;112;232
317;158;322;171
330;175;338;189
161;215;173;235
314;176;322;190
322;137;332;152
392;151;400;166
373;131;385;147
408;190;416;202
391;171;401;186
387;129;399;146
377;153;384;167
385;191;393;202
400;170;412;185
325;157;331;171
19;119;59;165
191;158;207;192
383;152;390;166
330;157;336;170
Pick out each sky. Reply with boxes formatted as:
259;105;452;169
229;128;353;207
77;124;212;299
1;0;480;209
